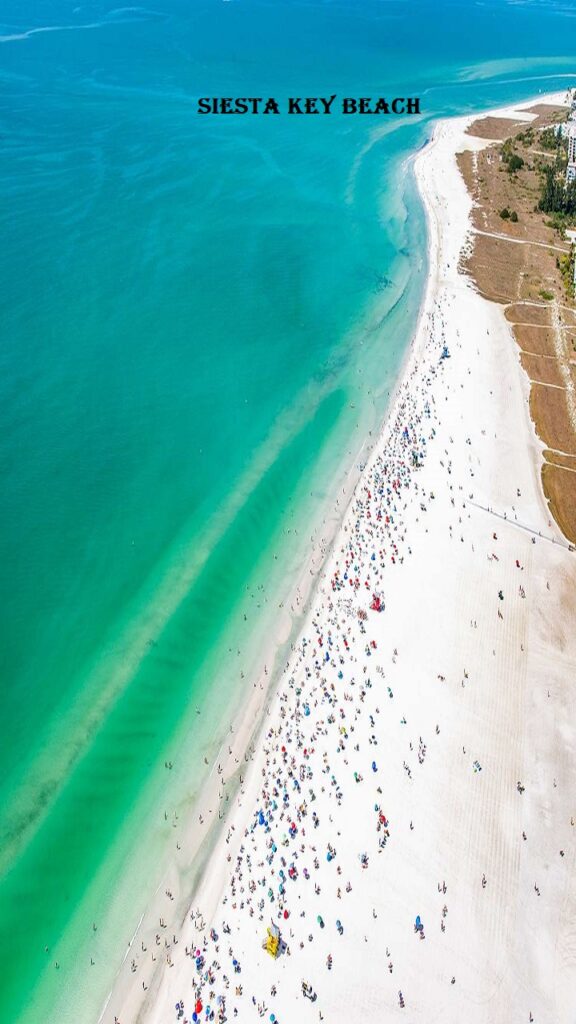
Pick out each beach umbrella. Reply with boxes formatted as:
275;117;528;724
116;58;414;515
195;999;203;1014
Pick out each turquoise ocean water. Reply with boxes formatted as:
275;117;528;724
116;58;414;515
0;1;574;1019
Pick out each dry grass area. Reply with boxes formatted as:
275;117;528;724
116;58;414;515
542;462;576;542
530;384;576;453
466;116;527;140
505;304;552;326
459;144;569;247
457;103;576;541
558;306;576;327
520;352;565;386
461;230;561;304
512;323;556;356
466;106;568;140
543;448;576;469
524;104;571;126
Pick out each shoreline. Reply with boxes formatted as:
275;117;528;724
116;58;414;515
106;90;576;1024
90;208;420;1024
94;143;430;1024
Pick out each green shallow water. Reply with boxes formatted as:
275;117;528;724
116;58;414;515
1;386;347;1021
1;0;576;1019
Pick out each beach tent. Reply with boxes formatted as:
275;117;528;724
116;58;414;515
262;921;281;958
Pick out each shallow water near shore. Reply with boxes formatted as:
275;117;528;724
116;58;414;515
0;0;575;1019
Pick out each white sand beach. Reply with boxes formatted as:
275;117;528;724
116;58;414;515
105;93;576;1024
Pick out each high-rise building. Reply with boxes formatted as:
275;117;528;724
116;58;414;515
569;125;576;165
566;125;576;184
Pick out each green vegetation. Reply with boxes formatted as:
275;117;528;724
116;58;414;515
516;127;535;146
539;289;555;301
499;139;525;174
544;213;572;232
499;207;519;222
557;250;575;298
507;154;524;173
539;127;564;152
535;119;576;222
538;165;576;217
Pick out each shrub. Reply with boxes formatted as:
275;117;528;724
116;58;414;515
500;207;511;219
507;154;524;173
539;127;565;152
510;211;519;223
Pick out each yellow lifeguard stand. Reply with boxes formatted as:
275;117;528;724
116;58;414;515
262;921;280;958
